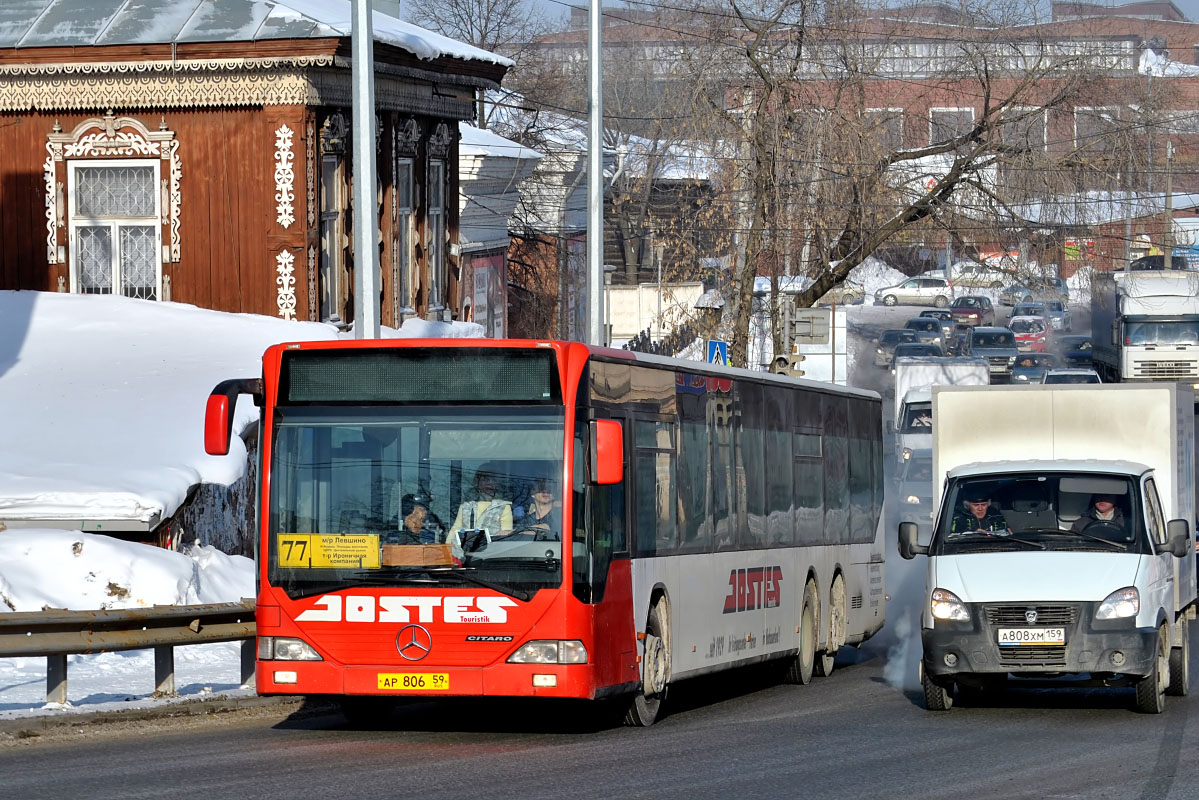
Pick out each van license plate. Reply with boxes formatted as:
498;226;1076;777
997;627;1064;646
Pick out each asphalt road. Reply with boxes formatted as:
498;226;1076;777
2;638;1196;800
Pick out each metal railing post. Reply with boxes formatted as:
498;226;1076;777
154;645;176;696
47;654;68;704
240;639;256;687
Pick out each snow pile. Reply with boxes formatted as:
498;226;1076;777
846;257;908;304
1066;266;1094;306
0;530;254;612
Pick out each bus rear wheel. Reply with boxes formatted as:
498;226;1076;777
786;581;818;685
816;575;845;677
625;601;670;727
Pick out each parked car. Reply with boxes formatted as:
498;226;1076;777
950;260;1015;289
1008;315;1052;352
999;277;1069;305
817;281;865;306
873;328;920;367
1057;334;1093;367
903;316;946;349
890;342;944;373
1042;368;1102;384
873;276;953;307
1012;352;1057;383
962;326;1019;381
948;295;995;326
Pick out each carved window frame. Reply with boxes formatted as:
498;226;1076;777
426;122;453;317
318;113;349;324
394;117;420;322
45;113;181;273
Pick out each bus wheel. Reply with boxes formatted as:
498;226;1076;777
786;581;818;685
816;575;846;677
1134;626;1168;714
625;601;670;727
1169;622;1190;697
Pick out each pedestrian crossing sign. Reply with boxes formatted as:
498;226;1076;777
707;340;728;366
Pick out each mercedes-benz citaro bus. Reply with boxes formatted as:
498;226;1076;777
204;339;885;726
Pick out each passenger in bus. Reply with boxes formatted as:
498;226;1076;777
450;463;514;540
949;489;1009;536
511;475;561;539
387;493;444;544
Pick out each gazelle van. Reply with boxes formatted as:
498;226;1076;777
899;383;1196;712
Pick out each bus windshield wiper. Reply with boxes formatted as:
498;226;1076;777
428;568;533;601
346;566;533;601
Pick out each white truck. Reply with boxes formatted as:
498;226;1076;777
899;383;1196;713
891;357;989;465
1091;270;1199;383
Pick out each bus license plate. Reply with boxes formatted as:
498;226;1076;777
997;627;1064;646
378;673;450;691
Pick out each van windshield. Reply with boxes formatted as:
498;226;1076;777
933;473;1149;555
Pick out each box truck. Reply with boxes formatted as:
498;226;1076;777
891;357;988;465
1091;270;1199;383
899;383;1196;712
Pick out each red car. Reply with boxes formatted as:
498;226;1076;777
1009;315;1051;352
948;295;995;326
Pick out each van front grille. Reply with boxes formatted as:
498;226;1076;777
985;604;1077;626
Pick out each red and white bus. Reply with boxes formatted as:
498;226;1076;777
205;339;885;725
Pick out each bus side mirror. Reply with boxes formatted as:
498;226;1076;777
1166;518;1190;558
898;521;927;559
204;378;263;456
591;419;624;485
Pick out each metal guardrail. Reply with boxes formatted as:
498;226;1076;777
0;600;256;704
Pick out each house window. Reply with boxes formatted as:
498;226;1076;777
319;154;344;323
929;107;975;146
68;160;161;300
427;158;446;315
396;158;415;320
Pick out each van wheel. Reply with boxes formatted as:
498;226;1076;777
922;666;954;711
882;294;898;307
1168;622;1190;697
816;575;846;677
625;601;670;726
1135;626;1169;713
786;581;818;685
933;295;948;308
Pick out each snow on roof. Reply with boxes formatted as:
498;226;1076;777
0;0;511;67
459;122;543;161
0;291;483;527
1139;48;1199;78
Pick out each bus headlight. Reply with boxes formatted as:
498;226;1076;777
258;636;323;661
508;640;588;664
930;588;969;621
1096;587;1139;620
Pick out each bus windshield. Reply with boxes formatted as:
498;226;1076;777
268;406;566;599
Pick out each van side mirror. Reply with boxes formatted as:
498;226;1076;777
884;420;895;435
591;419;624;485
1111;323;1119;347
1165;518;1191;558
898;521;927;559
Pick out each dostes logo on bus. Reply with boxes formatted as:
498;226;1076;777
723;567;783;613
296;594;518;624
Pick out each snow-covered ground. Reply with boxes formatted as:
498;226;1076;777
0;291;483;718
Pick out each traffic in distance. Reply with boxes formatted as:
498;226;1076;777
200;261;1199;720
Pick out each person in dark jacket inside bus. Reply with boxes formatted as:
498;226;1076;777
388;493;444;544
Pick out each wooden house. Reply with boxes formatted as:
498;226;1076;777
0;0;509;326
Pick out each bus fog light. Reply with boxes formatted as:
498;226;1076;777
1111;651;1126;667
273;670;298;684
532;674;557;687
944;653;958;667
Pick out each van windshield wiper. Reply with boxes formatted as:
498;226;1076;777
1019;527;1127;551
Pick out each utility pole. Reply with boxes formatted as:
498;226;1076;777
1164;140;1174;271
586;0;604;345
351;0;381;339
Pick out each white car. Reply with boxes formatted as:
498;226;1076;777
1042;368;1101;384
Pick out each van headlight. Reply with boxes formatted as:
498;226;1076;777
258;636;323;661
508;640;588;664
904;494;922;505
1096;587;1139;620
930;588;970;621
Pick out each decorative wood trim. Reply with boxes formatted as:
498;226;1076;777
46;112;182;263
307;245;317;322
274;124;296;229
397;117;420;157
306;118;316;228
320;113;347;155
276;249;297;320
428;122;452;159
43;148;56;264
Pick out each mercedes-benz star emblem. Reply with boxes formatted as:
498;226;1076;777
1025;610;1038;624
396;624;432;661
